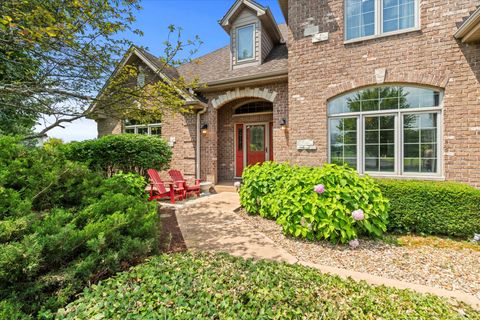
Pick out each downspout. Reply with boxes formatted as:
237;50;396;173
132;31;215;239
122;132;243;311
196;105;208;179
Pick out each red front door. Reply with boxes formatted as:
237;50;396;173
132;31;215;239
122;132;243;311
246;124;266;166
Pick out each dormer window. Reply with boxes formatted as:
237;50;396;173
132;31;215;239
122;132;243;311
236;24;255;62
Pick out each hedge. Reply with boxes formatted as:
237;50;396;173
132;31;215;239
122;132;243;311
57;252;478;319
377;179;480;238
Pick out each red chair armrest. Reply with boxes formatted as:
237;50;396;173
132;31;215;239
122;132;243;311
195;179;201;185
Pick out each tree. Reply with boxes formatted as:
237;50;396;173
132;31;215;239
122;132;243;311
0;0;202;138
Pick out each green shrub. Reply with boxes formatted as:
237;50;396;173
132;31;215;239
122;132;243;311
64;134;172;177
0;137;159;318
57;252;478;319
377;179;480;238
240;162;295;217
0;136;101;211
240;162;389;244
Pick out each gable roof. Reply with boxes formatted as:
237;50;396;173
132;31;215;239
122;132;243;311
455;6;480;43
219;0;284;44
88;46;203;117
177;24;288;88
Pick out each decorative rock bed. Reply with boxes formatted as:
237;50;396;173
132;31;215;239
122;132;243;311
238;210;480;300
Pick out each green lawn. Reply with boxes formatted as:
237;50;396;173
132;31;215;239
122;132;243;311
57;252;479;319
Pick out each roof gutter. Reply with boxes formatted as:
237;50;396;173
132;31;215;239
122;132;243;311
454;7;480;41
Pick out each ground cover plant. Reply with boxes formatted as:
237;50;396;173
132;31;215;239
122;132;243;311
57;252;479;319
377;179;480;238
240;162;389;244
0;136;160;319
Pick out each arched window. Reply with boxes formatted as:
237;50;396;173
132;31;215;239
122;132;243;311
327;85;442;177
234;101;273;115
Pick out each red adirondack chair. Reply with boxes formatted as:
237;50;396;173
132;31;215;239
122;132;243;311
146;169;183;203
168;169;201;198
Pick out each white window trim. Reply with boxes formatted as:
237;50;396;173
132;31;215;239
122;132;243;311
344;0;420;43
124;123;162;135
327;89;444;179
236;23;256;63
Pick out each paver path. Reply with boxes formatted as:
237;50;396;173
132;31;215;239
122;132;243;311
175;192;297;263
174;192;480;310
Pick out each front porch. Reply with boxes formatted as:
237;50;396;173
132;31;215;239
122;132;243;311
217;98;274;182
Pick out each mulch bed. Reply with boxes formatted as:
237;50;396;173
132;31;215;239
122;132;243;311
158;206;187;253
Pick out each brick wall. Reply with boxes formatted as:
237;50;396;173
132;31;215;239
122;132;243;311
200;82;288;182
286;0;480;187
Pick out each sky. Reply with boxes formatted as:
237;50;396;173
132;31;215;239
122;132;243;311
38;0;285;142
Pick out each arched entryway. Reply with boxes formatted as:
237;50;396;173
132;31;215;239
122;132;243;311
217;98;274;182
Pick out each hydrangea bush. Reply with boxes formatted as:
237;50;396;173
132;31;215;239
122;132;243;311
240;163;389;244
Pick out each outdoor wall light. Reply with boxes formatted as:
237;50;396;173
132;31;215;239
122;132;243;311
201;124;208;135
279;118;288;130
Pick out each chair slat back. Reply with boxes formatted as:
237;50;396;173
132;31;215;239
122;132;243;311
168;169;184;183
147;169;167;194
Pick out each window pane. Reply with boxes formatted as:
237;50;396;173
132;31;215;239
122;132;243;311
364;115;395;172
137;127;148;135
346;0;375;40
329;118;357;169
249;125;264;152
383;0;415;33
329;86;425;115
237;25;254;61
403;113;438;173
402;87;440;109
150;126;162;136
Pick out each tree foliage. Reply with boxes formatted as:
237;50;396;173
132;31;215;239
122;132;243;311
0;0;202;138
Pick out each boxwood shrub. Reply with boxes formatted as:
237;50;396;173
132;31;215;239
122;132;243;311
240;162;389;244
377;179;480;238
57;252;478;319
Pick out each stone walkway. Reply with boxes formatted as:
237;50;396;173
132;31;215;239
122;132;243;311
175;192;297;263
172;192;480;310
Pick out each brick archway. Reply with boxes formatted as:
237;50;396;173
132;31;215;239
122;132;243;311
324;71;450;101
211;87;278;109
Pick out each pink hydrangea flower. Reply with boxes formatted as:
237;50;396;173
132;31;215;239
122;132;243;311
352;209;365;221
314;184;325;194
300;217;306;227
349;239;360;249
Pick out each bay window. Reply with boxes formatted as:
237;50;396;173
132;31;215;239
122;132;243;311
328;85;442;177
345;0;419;41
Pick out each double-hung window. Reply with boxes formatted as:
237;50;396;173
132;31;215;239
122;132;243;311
328;85;442;177
345;0;418;41
236;24;255;62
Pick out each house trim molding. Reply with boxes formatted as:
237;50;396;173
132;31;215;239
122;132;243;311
324;71;450;101
211;87;278;109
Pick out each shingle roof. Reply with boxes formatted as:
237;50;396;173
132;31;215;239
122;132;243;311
136;47;180;80
176;24;288;85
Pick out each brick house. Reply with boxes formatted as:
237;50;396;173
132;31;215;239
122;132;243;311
92;0;480;187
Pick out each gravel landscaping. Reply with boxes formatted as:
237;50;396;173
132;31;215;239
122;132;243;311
238;210;480;300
